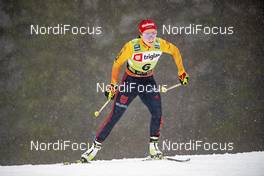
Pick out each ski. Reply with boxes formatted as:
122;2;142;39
143;156;190;162
165;156;190;162
63;156;190;165
63;160;89;165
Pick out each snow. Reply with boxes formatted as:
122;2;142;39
1;151;264;176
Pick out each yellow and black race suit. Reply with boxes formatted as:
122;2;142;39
96;37;187;143
111;37;186;85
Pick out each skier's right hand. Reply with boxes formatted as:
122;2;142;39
179;72;189;85
105;84;118;100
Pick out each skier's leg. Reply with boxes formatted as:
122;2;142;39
95;87;137;142
81;74;137;162
138;76;163;158
139;78;163;138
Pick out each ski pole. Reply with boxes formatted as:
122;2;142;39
94;99;111;118
161;83;182;93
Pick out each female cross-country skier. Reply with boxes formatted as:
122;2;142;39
81;19;189;162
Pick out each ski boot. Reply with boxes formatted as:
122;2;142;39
81;140;101;163
149;136;163;159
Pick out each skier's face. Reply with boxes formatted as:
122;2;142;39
142;29;157;47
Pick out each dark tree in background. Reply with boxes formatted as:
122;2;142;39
0;0;263;165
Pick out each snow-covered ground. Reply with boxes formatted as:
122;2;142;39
1;151;263;176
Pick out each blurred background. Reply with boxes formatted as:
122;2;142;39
0;0;263;165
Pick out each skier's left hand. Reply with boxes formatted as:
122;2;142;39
179;72;189;85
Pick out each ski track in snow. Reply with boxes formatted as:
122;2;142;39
0;151;264;176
